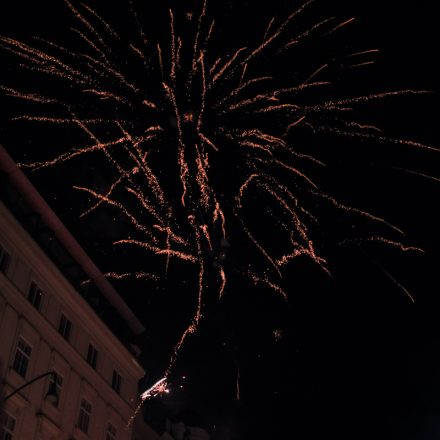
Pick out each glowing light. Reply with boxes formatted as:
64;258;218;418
127;377;169;429
273;329;283;341
140;377;169;400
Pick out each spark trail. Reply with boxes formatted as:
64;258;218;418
0;0;435;410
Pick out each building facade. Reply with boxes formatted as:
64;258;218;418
0;145;158;440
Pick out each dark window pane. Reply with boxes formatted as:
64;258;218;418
106;422;117;440
0;411;16;440
111;371;121;394
77;399;92;434
86;344;98;369
58;314;72;341
49;373;63;407
0;245;10;274
28;282;43;310
12;337;32;378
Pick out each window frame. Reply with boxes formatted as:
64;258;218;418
48;371;63;408
0;243;11;274
58;313;72;341
0;411;16;440
105;422;117;440
12;336;32;378
86;344;98;369
27;281;44;311
77;398;92;435
111;370;121;394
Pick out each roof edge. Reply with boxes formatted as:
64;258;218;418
0;144;145;335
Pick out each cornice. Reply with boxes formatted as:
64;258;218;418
0;274;140;417
0;201;144;380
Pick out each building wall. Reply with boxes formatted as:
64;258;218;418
0;200;150;440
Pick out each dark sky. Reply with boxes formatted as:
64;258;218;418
0;1;439;439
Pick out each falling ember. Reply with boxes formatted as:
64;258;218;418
340;236;425;254
126;377;170;429
140;377;169;400
219;267;226;298
80;271;159;286
184;111;194;123
273;329;283;341
0;0;435;412
248;270;288;302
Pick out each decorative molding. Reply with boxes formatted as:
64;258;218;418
2;379;30;410
0;274;138;416
36;411;62;438
0;201;144;379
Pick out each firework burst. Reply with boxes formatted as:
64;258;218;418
0;0;435;403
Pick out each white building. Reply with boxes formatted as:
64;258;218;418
0;145;159;440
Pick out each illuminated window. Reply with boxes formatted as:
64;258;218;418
58;314;72;341
0;411;16;440
12;337;32;378
111;370;121;394
86;344;98;369
0;244;10;274
28;282;43;310
77;399;92;434
106;422;117;440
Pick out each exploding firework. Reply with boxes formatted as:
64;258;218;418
0;0;435;404
128;377;169;427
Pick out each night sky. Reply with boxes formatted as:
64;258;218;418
0;1;439;439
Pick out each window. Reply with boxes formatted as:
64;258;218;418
86;344;98;369
77;399;92;434
0;244;10;274
0;411;16;440
111;370;121;394
106;423;117;440
27;282;43;310
58;314;72;341
49;372;63;407
12;337;32;377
